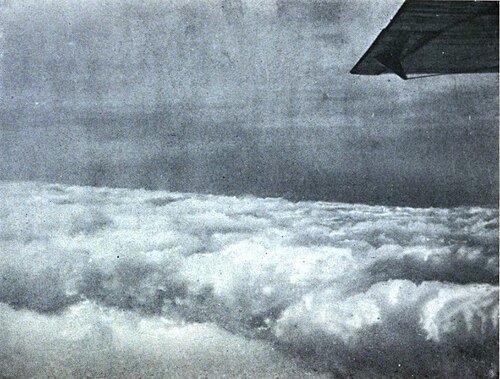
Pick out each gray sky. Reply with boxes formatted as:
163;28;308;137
0;0;498;206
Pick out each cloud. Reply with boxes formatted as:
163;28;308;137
0;302;324;379
0;181;498;377
275;280;498;377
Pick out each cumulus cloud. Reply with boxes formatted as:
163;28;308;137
276;280;498;378
0;302;323;379
0;181;498;378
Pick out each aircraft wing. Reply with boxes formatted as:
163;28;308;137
350;0;499;79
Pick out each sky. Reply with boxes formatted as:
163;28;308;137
0;0;498;207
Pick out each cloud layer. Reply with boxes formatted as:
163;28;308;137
0;181;498;378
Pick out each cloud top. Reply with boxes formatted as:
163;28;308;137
0;181;498;378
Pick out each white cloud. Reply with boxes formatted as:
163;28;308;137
0;181;498;377
0;302;324;379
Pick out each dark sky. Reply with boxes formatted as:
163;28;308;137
0;0;498;207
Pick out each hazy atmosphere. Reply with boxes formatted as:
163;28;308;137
1;0;497;206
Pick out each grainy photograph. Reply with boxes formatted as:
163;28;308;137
0;0;498;378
